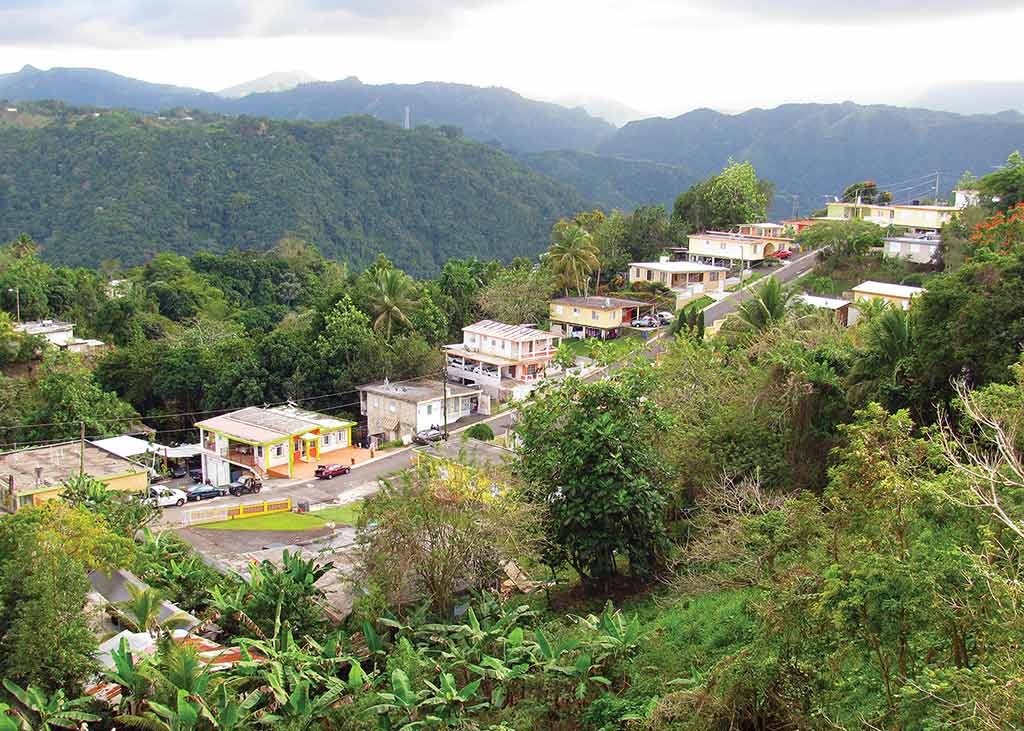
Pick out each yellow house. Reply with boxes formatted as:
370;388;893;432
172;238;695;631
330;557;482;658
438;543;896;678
822;202;959;232
195;404;357;484
549;296;649;340
850;280;925;311
0;440;150;512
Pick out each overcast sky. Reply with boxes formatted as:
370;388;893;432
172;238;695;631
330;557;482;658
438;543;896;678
0;0;1020;117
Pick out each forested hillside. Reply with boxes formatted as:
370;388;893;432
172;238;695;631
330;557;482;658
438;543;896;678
518;149;696;210
0;104;583;274
599;102;1024;216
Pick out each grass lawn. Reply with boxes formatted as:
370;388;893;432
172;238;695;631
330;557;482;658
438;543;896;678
201;501;363;531
726;270;766;292
563;332;645;361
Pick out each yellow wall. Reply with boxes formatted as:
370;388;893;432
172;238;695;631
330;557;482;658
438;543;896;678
18;470;149;510
549;302;627;328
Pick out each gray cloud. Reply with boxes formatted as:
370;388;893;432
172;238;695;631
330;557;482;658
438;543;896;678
0;0;500;46
692;0;1022;22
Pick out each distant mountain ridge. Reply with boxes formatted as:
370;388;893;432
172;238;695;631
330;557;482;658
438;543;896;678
0;65;614;152
598;102;1024;217
218;70;319;98
915;80;1024;115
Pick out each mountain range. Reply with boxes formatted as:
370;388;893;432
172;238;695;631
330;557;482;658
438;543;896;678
2;65;1024;265
218;70;319;99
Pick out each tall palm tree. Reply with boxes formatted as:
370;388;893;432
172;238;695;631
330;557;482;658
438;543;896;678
548;224;599;296
367;268;418;339
736;277;792;333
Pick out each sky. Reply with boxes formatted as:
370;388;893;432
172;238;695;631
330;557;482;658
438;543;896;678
0;0;1021;118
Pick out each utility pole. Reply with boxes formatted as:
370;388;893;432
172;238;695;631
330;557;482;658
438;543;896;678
934;171;941;204
440;364;449;441
79;421;85;476
791;194;800;219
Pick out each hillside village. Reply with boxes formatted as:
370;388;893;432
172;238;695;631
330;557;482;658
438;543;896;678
1;144;1024;731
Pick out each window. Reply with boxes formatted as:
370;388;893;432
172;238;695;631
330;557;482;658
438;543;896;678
709;272;720;281
273;444;284;457
591;311;599;320
388;402;396;413
572;307;579;314
256;445;264;458
426;403;433;415
554;304;563;314
646;269;652;281
321;434;331;447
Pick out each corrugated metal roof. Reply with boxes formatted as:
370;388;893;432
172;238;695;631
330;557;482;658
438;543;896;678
462;320;552;342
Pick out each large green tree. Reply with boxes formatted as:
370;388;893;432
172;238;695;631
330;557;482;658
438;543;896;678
515;367;671;583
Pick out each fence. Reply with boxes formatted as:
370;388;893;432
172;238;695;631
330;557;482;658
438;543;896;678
182;497;292;527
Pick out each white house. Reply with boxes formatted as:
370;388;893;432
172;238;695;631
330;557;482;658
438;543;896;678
445;320;560;401
15;319;105;352
884;233;941;264
850;281;926;311
358;379;483;445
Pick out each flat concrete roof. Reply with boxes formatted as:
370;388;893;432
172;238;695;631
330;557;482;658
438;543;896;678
415;436;514;468
0;440;147;494
463;320;554;342
359;378;481;403
630;260;728;273
551;296;648;310
852;280;926;298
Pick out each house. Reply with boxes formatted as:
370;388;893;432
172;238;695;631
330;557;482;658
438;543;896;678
820;201;960;233
549;296;649;340
850;280;925;311
628;259;728;306
359;379;483;445
445;320;560;401
954;189;980;209
794;294;851;326
684;231;793;267
781;218;818;234
195;404;356;484
105;279;132;299
0;441;150;513
15;319;105;352
737;222;786;238
883;232;941;264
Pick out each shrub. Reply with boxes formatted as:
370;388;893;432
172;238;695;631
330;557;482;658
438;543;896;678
465;423;495;441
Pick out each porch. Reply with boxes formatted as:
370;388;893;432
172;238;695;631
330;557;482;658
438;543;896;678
267;445;375;480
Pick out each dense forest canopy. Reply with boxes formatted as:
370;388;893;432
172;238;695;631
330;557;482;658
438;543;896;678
0;103;583;275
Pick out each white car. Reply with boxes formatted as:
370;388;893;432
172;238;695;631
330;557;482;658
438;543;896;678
146;486;188;508
656;311;675;325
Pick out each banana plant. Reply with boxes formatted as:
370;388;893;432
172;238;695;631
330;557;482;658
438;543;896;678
257;680;345;730
366;669;429;730
207;684;261;731
571;602;645;675
0;703;18;731
419;672;487;724
1;680;99;731
117;688;204;731
104;637;152;715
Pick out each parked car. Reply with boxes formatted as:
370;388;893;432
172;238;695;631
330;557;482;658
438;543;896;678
630;315;659;329
169;464;189;479
315;463;352;480
775;249;792;259
413;428;444;445
189;468;203;483
146;486;188;508
186;484;227;502
656;311;675;325
227;475;263;497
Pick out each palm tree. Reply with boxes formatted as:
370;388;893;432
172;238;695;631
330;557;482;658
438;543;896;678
548;224;599;296
117;583;193;637
848;306;913;402
736;277;792;333
367;268;418;339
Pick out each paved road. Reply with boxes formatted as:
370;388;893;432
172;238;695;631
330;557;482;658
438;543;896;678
703;250;820;324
